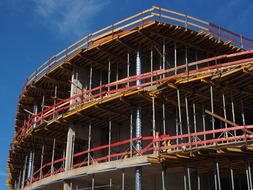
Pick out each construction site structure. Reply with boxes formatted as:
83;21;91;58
7;6;253;190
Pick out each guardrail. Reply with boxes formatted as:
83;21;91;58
20;6;253;97
28;124;253;184
15;50;253;142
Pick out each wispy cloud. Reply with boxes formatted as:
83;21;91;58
32;0;110;37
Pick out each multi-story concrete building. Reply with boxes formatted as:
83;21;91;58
8;6;253;190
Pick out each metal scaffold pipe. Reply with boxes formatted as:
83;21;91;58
135;51;142;190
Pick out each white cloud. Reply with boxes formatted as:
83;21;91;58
32;0;110;37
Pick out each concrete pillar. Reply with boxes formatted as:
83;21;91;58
65;125;76;171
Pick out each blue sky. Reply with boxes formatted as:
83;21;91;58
0;0;253;189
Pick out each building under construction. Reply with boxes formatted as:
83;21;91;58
8;6;253;190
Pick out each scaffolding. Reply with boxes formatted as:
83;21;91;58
8;6;253;190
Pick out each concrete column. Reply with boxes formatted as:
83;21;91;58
65;125;76;171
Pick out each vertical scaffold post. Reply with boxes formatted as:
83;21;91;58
135;50;142;190
108;119;112;162
99;70;102;97
214;171;218;190
40;145;44;179
88;121;91;166
174;42;177;75
21;155;28;189
193;102;197;134
210;86;215;138
51;138;56;175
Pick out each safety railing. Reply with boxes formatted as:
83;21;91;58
20;6;253;97
28;124;253;184
15;50;253;142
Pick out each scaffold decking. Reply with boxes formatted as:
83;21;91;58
8;6;253;190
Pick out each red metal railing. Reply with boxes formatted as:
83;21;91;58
15;50;253;142
20;6;253;97
28;124;253;184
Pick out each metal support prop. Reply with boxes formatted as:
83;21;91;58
247;161;253;189
18;170;21;190
108;58;111;92
89;64;93;92
177;90;183;137
193;102;197;134
210;86;215;138
241;100;246;125
88;121;91;165
108;120;112;162
152;97;156;137
161;168;166;190
222;93;228;138
214;172;218;190
195;51;199;70
30;150;35;182
174;42;177;75
92;176;95;190
127;50;130;87
109;178;112;190
197;171;201;190
246;167;250;190
231;95;236;136
184;170;187;190
99;70;102;96
151;47;153;83
40;145;44;179
116;62;119;89
162;102;166;135
163;40;166;78
122;170;125;190
216;161;221;190
130;113;133;157
187;167;192;190
202;104;206;141
230;164;235;190
185;96;191;143
51;138;56;174
27;151;33;179
21;155;28;189
185;46;188;74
